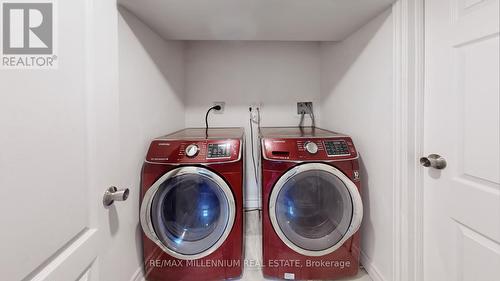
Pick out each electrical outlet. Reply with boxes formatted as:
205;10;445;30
249;103;262;123
297;102;313;114
250;110;259;123
213;102;225;114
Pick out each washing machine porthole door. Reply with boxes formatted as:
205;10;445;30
269;163;363;257
140;166;235;260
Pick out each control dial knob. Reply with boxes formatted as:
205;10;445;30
304;141;318;154
185;144;199;157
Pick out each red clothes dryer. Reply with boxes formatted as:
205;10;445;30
140;128;244;281
260;127;363;280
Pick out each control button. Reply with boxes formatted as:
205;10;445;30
185;144;199;157
304;141;318;154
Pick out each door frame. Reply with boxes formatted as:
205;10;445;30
391;0;425;281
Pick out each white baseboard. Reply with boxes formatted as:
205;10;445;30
130;266;145;281
360;251;386;281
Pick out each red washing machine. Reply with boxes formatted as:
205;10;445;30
260;127;363;280
140;128;244;281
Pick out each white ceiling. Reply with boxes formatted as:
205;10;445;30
118;0;395;41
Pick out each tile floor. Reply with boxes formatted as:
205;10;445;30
240;210;371;281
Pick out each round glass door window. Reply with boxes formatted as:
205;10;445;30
142;167;235;259
270;163;361;256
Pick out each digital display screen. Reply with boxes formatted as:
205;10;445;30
324;140;350;156
207;143;231;158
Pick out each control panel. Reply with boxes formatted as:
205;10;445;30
262;137;357;161
146;139;241;163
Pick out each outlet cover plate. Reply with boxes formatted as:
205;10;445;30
297;102;313;114
213;102;225;114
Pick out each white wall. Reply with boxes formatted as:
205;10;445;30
184;41;321;208
117;7;185;280
320;9;394;281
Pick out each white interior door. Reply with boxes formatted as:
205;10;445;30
0;0;120;280
423;0;500;280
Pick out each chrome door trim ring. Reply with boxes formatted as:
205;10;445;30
140;166;236;260
268;163;363;256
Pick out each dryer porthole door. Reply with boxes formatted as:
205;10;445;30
140;166;235;260
269;163;363;257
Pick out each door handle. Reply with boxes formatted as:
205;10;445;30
420;154;447;170
103;186;130;206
